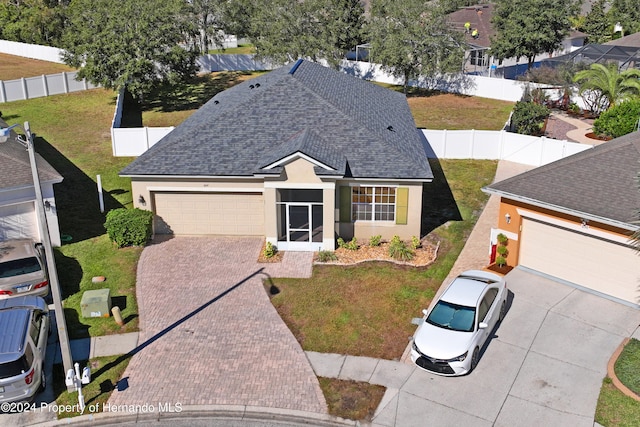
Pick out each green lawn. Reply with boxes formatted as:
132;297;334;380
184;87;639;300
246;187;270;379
270;159;498;359
615;338;640;395
209;44;256;55
0;53;75;80
596;377;640;427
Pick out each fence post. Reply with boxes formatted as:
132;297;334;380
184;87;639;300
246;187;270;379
20;77;28;100
0;80;5;103
539;136;546;166
62;72;69;94
42;75;49;96
499;130;505;160
470;129;475;159
442;129;448;158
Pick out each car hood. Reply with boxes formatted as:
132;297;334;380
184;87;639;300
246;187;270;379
413;322;473;360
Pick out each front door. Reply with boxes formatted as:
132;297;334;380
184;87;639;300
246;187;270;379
288;204;311;244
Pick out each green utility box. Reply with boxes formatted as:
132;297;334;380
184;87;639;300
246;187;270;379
80;289;111;318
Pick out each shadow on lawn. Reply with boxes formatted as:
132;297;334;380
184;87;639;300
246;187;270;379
34;136;124;242
139;72;246;113
420;155;463;236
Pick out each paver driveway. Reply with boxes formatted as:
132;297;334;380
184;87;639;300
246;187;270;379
108;237;326;413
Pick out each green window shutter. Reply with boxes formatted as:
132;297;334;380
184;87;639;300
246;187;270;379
339;186;351;222
396;187;409;225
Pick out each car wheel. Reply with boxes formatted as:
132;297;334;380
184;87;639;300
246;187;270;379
499;301;506;322
471;347;480;372
39;370;46;392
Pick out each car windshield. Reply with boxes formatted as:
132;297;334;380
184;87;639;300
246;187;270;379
426;300;476;332
0;257;41;278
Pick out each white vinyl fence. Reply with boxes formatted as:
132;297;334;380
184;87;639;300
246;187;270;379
0;71;97;103
112;125;593;166
111;127;174;157
0;39;64;63
423;129;592;166
197;54;276;72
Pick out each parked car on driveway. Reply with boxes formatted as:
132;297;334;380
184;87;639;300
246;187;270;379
410;270;507;376
0;239;49;299
0;295;49;404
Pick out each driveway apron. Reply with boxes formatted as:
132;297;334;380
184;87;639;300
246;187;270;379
107;237;326;413
368;268;640;427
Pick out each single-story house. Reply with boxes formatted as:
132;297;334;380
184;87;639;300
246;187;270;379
483;132;640;306
121;59;434;251
447;4;587;75
0;119;63;246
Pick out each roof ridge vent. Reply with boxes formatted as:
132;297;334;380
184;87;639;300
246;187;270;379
289;59;304;75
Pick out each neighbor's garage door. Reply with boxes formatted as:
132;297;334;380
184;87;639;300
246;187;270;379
153;192;264;236
0;202;38;242
520;218;639;304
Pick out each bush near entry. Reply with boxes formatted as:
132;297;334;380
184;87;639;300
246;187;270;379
593;99;640;138
104;208;153;248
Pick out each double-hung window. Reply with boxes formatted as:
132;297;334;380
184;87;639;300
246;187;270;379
351;186;396;221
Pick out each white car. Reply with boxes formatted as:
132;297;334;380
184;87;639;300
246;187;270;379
410;270;508;376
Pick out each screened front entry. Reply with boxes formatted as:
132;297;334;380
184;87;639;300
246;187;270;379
276;189;323;251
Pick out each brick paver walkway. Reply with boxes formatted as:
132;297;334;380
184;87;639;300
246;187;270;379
107;237;325;413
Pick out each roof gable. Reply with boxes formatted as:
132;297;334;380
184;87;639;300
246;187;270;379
121;60;433;181
0;119;62;191
486;132;640;227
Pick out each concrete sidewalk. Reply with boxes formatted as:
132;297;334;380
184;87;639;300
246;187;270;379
51;332;140;364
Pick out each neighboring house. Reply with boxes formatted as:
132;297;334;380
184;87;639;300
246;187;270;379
483;132;640;307
447;4;587;75
0;119;63;246
120;59;433;251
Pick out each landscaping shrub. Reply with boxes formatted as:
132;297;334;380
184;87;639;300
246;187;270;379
104;208;153;248
411;236;421;250
495;255;506;267
511;101;550;136
388;235;414;261
317;250;338;262
337;237;359;250
263;241;277;258
593;99;640;138
369;235;382;247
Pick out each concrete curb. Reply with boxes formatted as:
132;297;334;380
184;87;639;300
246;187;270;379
30;405;356;426
606;337;640;402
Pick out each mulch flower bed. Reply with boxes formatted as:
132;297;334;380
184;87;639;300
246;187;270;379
315;240;439;267
257;241;285;263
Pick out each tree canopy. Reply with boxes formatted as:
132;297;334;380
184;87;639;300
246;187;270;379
368;0;464;93
247;0;365;68
573;63;640;113
609;0;640;36
491;0;579;69
581;0;611;44
62;0;198;99
0;0;68;46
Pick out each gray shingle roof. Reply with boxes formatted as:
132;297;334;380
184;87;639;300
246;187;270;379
0;119;62;191
485;132;640;227
121;60;433;181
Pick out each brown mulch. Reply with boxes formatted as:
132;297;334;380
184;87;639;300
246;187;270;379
316;241;439;267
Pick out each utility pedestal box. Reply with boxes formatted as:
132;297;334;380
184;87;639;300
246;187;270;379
80;289;111;318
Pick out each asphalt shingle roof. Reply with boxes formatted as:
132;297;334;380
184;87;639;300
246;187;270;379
485;132;640;227
121;60;433;181
0;119;62;190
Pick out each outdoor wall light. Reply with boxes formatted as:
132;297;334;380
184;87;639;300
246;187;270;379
44;200;51;212
505;213;511;224
138;195;146;206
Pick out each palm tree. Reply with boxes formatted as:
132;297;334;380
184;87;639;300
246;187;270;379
573;63;640;113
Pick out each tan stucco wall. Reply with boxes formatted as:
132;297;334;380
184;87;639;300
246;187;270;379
335;181;424;242
497;198;633;265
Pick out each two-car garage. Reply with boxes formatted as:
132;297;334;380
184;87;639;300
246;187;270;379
519;217;639;305
153;192;264;236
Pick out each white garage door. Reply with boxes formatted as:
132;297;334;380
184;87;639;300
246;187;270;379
153;192;264;236
520;218;640;304
0;202;38;242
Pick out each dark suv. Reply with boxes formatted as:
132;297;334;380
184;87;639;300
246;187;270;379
0;296;49;403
